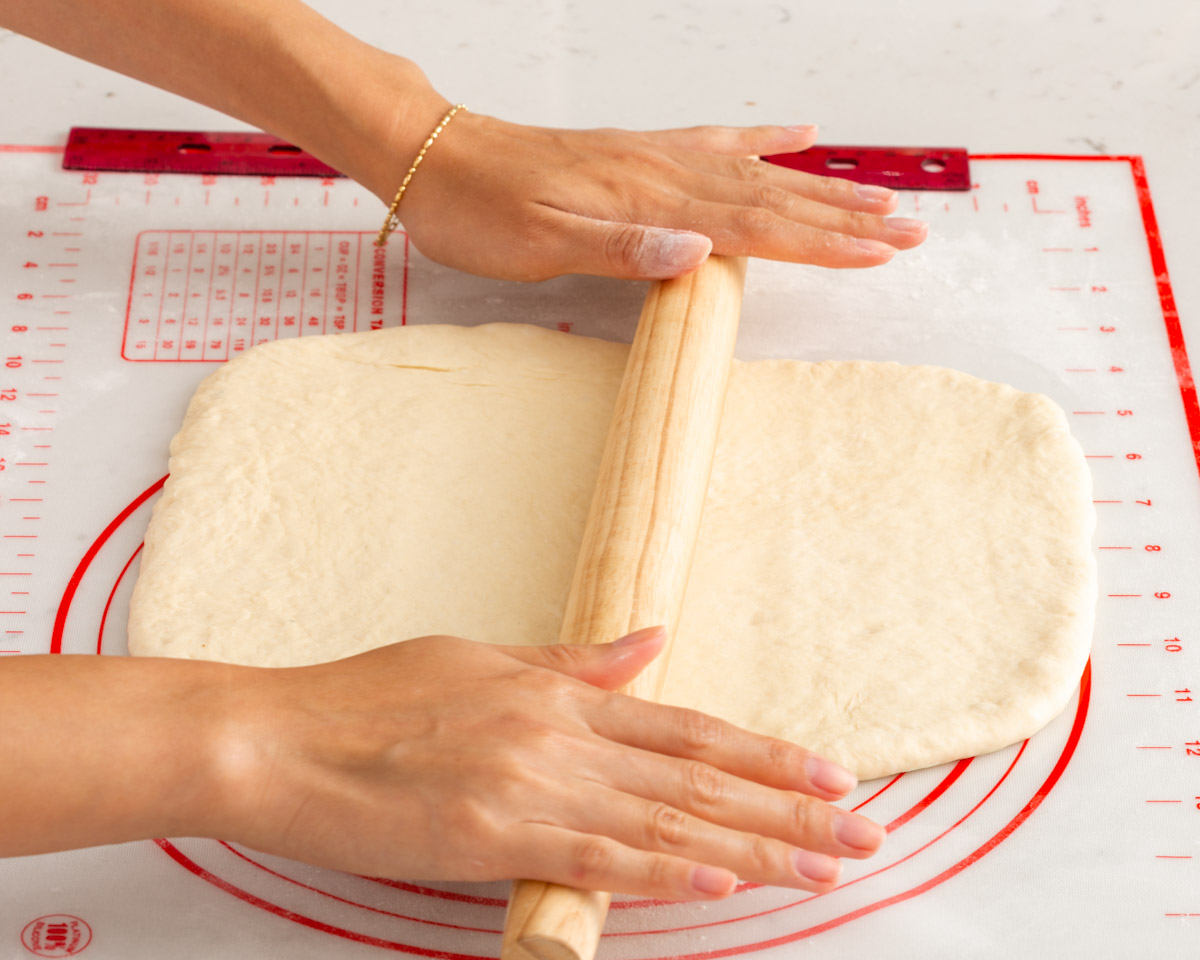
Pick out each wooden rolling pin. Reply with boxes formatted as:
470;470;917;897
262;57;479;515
500;254;748;960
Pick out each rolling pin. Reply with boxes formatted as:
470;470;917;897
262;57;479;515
500;253;748;960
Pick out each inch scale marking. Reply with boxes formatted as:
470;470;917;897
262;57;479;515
0;192;82;654
1022;158;1200;922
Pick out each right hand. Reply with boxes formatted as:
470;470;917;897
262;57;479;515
210;627;884;900
363;98;928;282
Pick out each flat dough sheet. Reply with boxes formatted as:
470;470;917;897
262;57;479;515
128;323;1096;780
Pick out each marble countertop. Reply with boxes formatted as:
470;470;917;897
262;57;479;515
2;0;1195;349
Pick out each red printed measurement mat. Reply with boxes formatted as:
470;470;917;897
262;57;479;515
0;148;1198;960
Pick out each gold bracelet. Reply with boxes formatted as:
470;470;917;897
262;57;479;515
375;103;468;247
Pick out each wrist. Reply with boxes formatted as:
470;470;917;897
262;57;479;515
297;44;453;204
190;661;283;846
142;658;254;842
350;54;456;204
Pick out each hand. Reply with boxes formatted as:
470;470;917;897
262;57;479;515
367;102;928;282
212;627;885;900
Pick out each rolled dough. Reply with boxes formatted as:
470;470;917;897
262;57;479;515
128;323;1095;780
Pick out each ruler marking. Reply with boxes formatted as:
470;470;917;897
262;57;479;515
153;231;168;360
295;230;310;340
55;189;91;207
200;230;219;361
178;231;197;360
226;231;242;360
321;231;333;336
248;233;264;352
353;233;363;332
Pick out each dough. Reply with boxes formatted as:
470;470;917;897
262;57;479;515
128;323;1095;780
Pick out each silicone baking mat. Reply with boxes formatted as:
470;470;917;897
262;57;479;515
0;148;1196;958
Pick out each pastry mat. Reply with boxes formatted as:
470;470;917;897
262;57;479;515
0;147;1196;959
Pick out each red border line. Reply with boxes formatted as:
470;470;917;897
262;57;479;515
967;153;1198;481
969;153;1138;162
1128;156;1200;479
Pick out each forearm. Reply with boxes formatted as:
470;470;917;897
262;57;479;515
0;0;446;199
0;654;235;856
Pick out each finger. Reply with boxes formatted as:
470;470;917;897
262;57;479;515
678;174;927;249
587;696;859;799
532;206;714;279
564;785;842;891
679;152;902;214
498;626;668;690
508;822;738;900
640;122;819;158
668;199;899;268
538;199;893;274
602;749;883;859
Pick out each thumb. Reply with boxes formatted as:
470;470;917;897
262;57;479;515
550;213;713;280
501;626;667;691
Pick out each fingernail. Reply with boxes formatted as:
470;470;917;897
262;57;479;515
791;849;841;884
785;124;817;134
691;865;737;895
613;625;666;647
883;217;928;234
644;229;712;275
805;756;857;795
854;183;897;202
834;811;886;852
855;238;897;257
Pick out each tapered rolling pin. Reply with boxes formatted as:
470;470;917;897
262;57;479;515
500;254;748;960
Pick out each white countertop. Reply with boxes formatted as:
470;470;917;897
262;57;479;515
2;0;1197;350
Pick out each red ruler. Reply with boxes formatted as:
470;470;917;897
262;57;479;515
63;126;968;190
63;127;344;177
763;145;970;191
